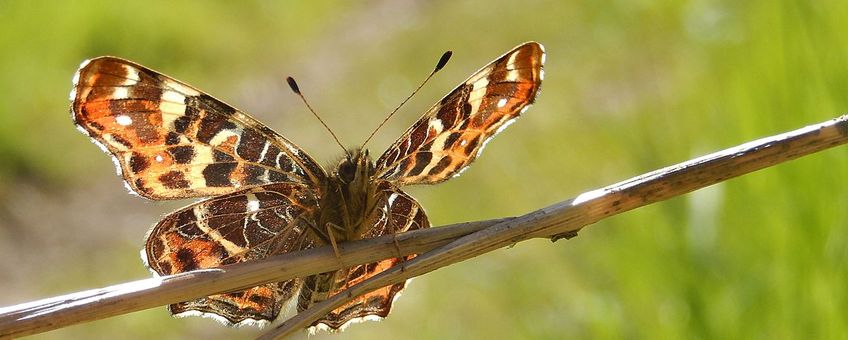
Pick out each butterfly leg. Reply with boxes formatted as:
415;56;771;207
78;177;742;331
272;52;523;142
325;222;343;262
325;222;355;297
386;207;408;272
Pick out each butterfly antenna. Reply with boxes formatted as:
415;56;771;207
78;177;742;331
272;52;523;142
360;50;453;149
286;76;346;153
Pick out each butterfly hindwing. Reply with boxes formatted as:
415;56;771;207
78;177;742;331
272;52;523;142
299;182;430;330
375;42;545;185
71;57;325;200
143;183;317;325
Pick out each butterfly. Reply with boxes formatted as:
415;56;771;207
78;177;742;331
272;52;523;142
70;41;545;330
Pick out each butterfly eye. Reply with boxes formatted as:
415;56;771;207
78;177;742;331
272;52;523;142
338;159;356;183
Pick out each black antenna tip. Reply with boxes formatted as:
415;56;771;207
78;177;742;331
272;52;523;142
286;76;301;94
434;51;452;72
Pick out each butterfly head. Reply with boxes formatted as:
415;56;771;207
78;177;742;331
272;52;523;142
335;148;374;185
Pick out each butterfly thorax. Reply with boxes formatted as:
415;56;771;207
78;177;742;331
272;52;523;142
317;149;381;242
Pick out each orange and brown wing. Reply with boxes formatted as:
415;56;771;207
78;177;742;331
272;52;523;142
71;56;325;200
298;182;430;330
375;42;544;185
143;183;318;325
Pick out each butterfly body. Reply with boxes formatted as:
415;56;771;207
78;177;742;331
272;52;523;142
317;149;383;243
71;42;544;330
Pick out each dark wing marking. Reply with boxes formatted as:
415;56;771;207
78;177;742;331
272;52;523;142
71;56;326;199
143;183;317;325
298;182;430;330
375;42;544;185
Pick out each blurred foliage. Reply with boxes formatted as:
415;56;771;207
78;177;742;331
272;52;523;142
1;1;847;339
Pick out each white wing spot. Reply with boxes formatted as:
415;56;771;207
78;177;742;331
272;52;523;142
116;115;133;126
497;98;508;108
467;66;492;116
428;118;444;134
112;87;130;99
122;64;140;83
387;193;399;206
257;142;270;163
505;52;521;81
162;90;186;104
209;128;240;148
247;193;260;212
285;143;301;156
155;155;164;163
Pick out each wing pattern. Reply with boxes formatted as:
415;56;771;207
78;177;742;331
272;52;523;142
143;183;317;325
298;181;430;330
71;41;544;331
375;42;544;185
71;57;325;199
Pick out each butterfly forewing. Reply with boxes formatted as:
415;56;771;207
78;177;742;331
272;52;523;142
144;183;317;325
375;42;544;185
71;57;325;200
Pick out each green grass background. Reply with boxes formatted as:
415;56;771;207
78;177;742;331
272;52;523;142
1;1;847;339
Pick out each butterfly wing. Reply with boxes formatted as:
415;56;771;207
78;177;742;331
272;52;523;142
297;182;430;330
375;42;544;185
143;183;318;325
71;57;325;200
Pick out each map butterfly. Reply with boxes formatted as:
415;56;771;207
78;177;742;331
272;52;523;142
70;42;545;330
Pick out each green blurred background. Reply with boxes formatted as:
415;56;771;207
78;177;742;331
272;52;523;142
2;1;847;339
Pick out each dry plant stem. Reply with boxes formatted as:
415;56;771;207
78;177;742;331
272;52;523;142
1;115;847;339
263;114;848;338
0;219;508;338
